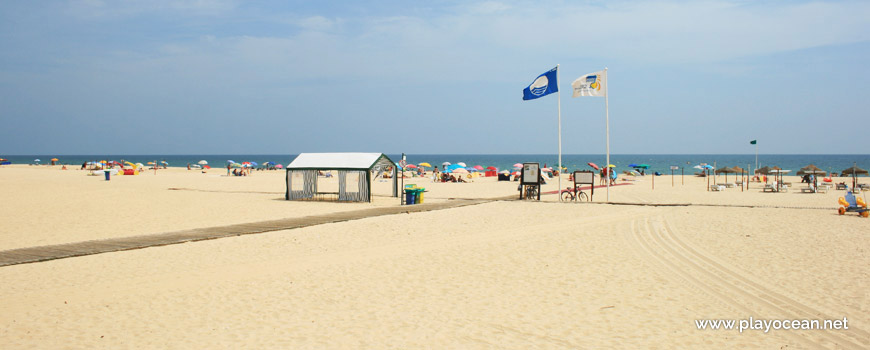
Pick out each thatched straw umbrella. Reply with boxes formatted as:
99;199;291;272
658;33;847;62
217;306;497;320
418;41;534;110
797;164;826;188
841;164;868;190
715;166;738;182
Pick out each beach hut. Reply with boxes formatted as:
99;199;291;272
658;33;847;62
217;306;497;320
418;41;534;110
285;153;398;202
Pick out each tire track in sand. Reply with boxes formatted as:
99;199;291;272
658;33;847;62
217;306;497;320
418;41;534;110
626;217;867;349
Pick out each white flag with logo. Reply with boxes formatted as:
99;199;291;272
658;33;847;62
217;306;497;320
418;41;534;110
572;70;606;97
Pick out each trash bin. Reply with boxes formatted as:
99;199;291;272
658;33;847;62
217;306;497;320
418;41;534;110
405;190;416;205
104;170;111;181
416;188;425;204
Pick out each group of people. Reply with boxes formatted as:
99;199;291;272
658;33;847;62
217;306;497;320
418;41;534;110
228;165;250;176
599;168;617;185
431;167;469;183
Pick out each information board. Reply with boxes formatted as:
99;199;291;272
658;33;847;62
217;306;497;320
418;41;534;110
573;171;594;184
521;163;540;185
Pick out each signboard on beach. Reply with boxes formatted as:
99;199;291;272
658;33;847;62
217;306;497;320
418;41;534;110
574;171;594;184
521;163;540;185
670;166;679;170
573;170;595;200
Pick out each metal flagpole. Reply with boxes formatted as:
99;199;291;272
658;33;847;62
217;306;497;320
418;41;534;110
755;142;758;171
605;67;610;202
557;64;562;201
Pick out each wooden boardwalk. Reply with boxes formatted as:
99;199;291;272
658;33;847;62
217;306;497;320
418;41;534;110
0;198;494;268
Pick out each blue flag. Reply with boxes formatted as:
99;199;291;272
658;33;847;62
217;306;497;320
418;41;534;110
523;67;558;100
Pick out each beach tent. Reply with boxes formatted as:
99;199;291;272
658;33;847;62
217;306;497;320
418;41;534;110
285;153;398;202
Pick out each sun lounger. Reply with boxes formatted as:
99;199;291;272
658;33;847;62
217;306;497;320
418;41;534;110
763;183;787;192
710;185;725;191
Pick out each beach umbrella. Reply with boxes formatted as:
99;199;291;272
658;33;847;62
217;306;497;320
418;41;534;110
587;162;600;170
34;159;41;163
227;160;236;164
442;168;452;173
500;170;510;174
486;166;497;170
715;166;738;181
160;161;169;165
203;165;211;169
456;162;467;167
541;168;552;172
419;162;432;167
453;168;468;174
511;171;520;176
442;162;451;167
147;161;155;165
796;164;826;176
231;163;242;168
405;164;417;169
841;165;868;189
467;168;478;172
198;160;208;165
473;165;484;170
51;158;58;161
607;164;616;167
839;165;867;176
135;163;144;168
628;163;639;168
638;164;650;169
513;163;523;168
275;164;284;169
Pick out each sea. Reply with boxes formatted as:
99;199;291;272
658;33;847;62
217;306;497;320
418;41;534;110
2;154;869;175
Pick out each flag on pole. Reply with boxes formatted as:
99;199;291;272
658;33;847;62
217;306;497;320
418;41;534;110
571;70;607;97
522;67;558;100
750;140;757;145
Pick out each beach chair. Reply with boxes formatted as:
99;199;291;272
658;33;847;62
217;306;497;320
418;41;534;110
710;184;725;191
763;183;777;192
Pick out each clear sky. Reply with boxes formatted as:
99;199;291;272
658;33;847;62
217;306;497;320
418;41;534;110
1;0;868;155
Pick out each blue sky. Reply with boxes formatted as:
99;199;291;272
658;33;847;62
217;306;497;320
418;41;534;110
1;0;868;155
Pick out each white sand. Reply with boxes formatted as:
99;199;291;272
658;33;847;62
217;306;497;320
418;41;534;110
0;165;867;348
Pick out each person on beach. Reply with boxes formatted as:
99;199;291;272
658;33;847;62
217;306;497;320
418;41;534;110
227;164;231;176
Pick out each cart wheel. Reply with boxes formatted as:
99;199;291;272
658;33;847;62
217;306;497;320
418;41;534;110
862;211;869;218
838;207;846;215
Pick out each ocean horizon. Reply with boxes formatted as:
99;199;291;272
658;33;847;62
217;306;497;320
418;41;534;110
3;154;869;175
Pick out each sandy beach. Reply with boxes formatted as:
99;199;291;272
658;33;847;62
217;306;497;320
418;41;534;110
0;164;867;349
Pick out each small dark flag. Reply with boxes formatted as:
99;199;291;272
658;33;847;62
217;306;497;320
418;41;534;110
750;140;757;145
